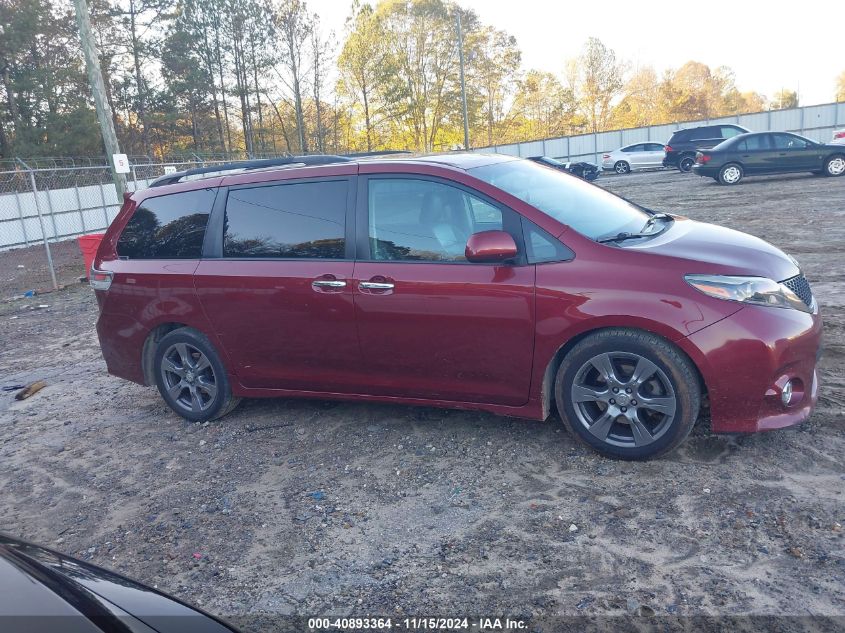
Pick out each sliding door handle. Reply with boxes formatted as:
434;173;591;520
360;281;394;290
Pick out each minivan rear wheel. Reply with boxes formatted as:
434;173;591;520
154;328;240;422
554;329;700;460
679;156;695;172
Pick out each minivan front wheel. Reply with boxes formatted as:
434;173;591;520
554;329;700;460
154;328;240;422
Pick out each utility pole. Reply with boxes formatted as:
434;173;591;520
73;0;127;198
456;11;470;151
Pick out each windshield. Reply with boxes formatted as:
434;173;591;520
470;158;649;240
538;156;564;167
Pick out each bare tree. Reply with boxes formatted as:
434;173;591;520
567;37;625;133
274;0;312;153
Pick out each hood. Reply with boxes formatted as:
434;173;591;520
0;534;238;633
627;217;800;281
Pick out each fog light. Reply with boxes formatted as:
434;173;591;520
781;380;794;406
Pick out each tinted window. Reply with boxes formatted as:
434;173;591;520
737;135;769;151
522;217;573;264
690;126;719;140
368;179;504;262
771;133;810;149
117;189;215;259
721;126;743;139
621;144;643;153
645;143;665;151
223;181;347;259
470;159;648;241
669;130;690;143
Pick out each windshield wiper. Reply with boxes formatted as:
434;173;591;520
598;214;673;244
597;231;655;244
641;212;673;231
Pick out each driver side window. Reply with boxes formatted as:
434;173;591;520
771;134;809;149
367;178;504;262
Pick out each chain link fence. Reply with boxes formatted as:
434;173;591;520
0;155;286;299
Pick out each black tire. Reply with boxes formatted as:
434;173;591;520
614;161;630;174
554;329;700;460
153;327;240;422
678;156;695;172
823;154;845;177
717;162;743;185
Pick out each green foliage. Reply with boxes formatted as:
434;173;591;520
0;0;101;156
2;0;819;159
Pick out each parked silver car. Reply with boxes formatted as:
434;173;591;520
602;142;666;174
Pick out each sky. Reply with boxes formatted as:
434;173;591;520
314;0;845;106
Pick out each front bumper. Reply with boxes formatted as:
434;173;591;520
679;304;822;433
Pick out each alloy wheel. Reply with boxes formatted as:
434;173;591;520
680;157;694;172
570;352;677;448
160;343;217;413
828;157;845;176
615;162;629;174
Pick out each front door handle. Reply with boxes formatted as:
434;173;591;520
360;281;394;290
312;279;347;288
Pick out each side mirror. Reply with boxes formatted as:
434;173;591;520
465;230;518;263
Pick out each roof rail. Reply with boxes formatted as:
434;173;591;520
148;155;353;188
343;150;413;157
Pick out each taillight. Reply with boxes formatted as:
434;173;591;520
89;267;113;291
664;145;672;152
602;154;610;159
696;154;711;164
835;131;845;139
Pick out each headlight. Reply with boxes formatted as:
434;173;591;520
684;274;813;313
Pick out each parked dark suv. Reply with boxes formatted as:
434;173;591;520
664;124;749;172
91;153;821;460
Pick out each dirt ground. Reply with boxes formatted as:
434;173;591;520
0;169;843;630
0;237;89;299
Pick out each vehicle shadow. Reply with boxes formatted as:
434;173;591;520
219;395;739;464
705;173;824;186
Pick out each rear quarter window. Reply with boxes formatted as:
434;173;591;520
117;189;215;259
690;126;719;140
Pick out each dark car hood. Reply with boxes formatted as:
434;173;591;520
627;217;799;281
0;534;237;633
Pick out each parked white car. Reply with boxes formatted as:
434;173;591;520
832;129;845;145
601;142;666;174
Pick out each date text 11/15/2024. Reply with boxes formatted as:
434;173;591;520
307;617;528;630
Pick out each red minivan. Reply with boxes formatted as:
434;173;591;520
91;154;822;459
